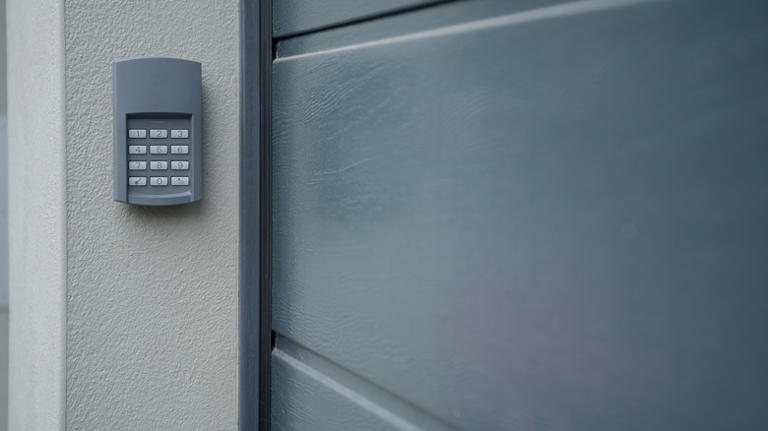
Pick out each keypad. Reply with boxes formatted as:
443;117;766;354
127;128;190;188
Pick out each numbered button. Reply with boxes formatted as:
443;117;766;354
128;145;146;154
150;161;168;170
171;160;189;170
128;161;146;170
149;129;168;139
170;129;189;139
171;176;189;186
128;129;147;139
150;145;168;155
150;176;168;186
170;145;189;155
128;177;146;186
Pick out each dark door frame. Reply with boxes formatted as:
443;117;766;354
240;0;272;430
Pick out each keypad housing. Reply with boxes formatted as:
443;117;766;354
113;57;201;205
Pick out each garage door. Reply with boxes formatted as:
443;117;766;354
267;0;768;429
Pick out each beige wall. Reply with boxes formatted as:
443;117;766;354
7;0;66;428
0;1;9;430
0;309;7;431
9;0;240;429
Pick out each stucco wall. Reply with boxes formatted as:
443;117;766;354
63;0;240;429
9;0;240;429
0;309;8;431
7;0;66;429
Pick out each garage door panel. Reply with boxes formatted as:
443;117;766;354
272;0;768;429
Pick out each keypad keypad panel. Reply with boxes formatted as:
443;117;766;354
126;118;192;193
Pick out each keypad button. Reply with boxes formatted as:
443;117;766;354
170;129;189;139
128;145;146;154
150;145;168;154
149;176;168;186
171;160;189;170
171;176;189;186
128;129;147;139
170;145;189;155
149;129;168;139
128;176;147;186
128;161;147;170
150;161;168;170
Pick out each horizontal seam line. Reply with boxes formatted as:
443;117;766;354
273;333;460;431
274;0;665;63
273;0;457;42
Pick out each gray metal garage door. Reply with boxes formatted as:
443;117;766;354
268;0;768;429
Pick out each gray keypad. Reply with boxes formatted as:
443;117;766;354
127;126;190;189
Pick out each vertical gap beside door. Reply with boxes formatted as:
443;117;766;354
258;0;273;429
240;0;272;430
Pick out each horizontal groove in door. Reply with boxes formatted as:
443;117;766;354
275;0;577;59
272;334;457;431
274;0;445;39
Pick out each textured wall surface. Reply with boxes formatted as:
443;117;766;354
7;0;66;429
0;1;11;428
0;309;8;431
62;0;240;429
0;0;9;308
